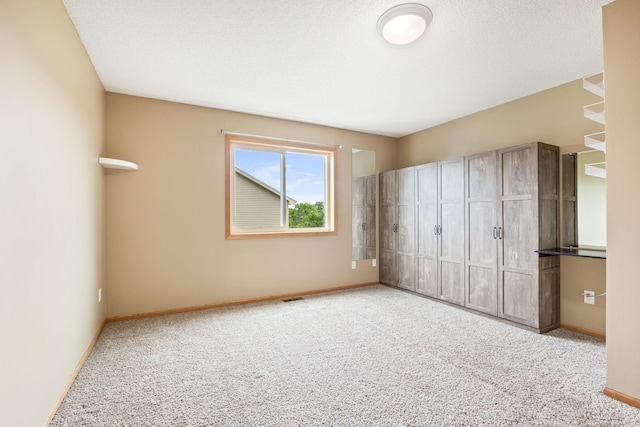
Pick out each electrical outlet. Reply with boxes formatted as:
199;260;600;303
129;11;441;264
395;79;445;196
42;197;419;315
98;288;102;302
583;290;595;305
351;261;356;270
372;259;377;267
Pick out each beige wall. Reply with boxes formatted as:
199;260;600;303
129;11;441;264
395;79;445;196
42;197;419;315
0;1;105;426
352;149;376;178
397;80;603;167
603;0;640;401
397;79;607;335
105;93;396;318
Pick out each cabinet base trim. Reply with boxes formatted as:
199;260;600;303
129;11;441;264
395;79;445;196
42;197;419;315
383;284;558;334
560;323;606;340
603;387;640;409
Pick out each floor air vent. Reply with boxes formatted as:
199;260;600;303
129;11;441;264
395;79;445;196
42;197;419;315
282;297;304;303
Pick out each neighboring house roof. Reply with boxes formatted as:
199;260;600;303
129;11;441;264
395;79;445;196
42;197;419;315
234;167;297;205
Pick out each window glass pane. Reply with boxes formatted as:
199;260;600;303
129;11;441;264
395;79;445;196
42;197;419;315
286;152;326;228
233;148;283;228
226;134;335;238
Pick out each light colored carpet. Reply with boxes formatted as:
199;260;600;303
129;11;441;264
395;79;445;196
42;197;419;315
51;285;640;426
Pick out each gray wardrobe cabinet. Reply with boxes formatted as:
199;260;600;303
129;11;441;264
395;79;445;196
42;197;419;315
382;142;560;333
380;159;465;303
364;175;377;260
415;159;465;305
352;175;376;260
379;167;416;290
496;143;560;332
465;151;500;315
415;163;439;297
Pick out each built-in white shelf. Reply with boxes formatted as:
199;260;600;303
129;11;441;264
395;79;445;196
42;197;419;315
584;101;605;125
584;131;606;153
585;162;606;179
583;72;605;98
582;72;606;177
99;157;139;171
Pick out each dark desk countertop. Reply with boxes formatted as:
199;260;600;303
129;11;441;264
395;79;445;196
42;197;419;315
535;247;606;259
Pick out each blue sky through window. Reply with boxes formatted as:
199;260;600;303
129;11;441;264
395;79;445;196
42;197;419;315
234;149;326;204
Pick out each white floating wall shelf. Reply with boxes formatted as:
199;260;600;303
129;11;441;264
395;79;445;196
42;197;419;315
584;101;605;125
584;131;606;153
585;162;606;179
583;72;605;98
99;157;139;171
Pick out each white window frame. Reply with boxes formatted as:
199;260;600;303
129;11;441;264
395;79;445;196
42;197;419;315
225;134;337;239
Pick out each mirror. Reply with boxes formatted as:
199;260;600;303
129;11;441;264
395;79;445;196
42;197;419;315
352;149;376;261
562;151;606;248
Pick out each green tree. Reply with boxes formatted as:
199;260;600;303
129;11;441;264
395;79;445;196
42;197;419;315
289;202;325;228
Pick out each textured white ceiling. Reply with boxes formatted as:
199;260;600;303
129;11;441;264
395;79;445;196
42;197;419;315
62;0;612;138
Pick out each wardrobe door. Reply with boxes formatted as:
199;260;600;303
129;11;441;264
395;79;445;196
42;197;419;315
351;177;365;261
396;167;416;291
416;163;439;297
498;144;538;326
537;144;560;331
439;158;465;306
379;171;397;285
562;153;578;247
364;175;377;260
465;152;499;315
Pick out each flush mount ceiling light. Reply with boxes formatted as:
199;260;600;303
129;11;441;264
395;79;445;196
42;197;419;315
377;3;433;45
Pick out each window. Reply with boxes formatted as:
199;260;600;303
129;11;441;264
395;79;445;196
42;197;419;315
226;134;336;238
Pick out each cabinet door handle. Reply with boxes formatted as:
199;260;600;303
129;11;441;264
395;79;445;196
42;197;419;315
438;225;442;235
434;225;438;235
498;227;503;240
492;227;497;239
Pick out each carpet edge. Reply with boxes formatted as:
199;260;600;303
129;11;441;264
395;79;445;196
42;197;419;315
105;282;380;323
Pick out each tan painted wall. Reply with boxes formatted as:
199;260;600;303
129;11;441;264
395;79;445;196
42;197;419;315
0;1;105;426
352;149;376;178
603;0;640;401
397;80;607;335
397;80;603;166
105;93;396;318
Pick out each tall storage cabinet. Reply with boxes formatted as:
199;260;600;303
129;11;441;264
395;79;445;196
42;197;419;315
389;158;465;304
416;163;439;297
379;168;416;290
352;177;365;261
352;175;377;261
465;151;499;315
381;142;560;333
379;171;397;285
364;175;377;260
437;158;465;306
497;143;560;331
